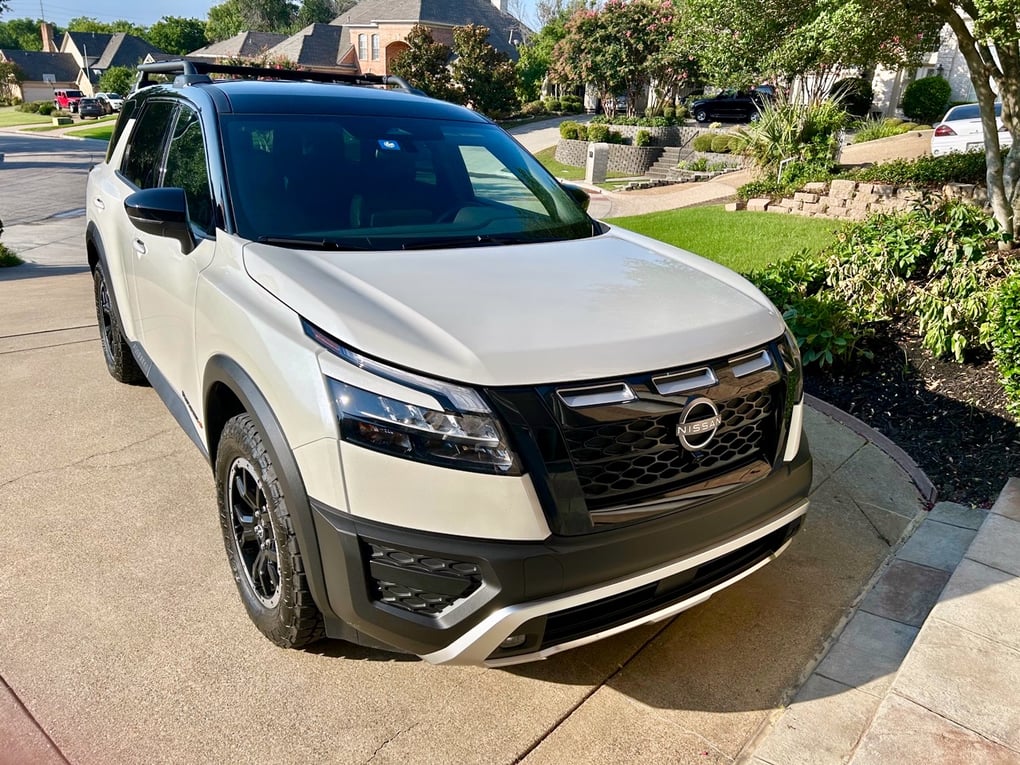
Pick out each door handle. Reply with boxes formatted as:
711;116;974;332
133;239;146;256
94;198;105;211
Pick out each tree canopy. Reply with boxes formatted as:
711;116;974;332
450;24;520;117
389;24;457;101
296;0;356;27
552;0;677;117
66;16;148;37
0;18;56;50
206;0;297;41
147;16;208;55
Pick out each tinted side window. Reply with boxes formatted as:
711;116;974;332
120;101;175;189
163;107;215;235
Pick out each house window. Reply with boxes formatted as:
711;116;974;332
358;34;367;60
371;34;380;60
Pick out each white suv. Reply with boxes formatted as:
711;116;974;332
86;61;811;665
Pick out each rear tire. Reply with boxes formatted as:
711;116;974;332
93;262;145;384
215;413;324;648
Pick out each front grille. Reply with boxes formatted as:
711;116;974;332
562;388;777;509
367;544;482;616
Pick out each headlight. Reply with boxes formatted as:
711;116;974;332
779;324;804;402
327;379;519;475
305;319;519;475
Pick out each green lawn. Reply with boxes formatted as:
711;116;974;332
606;205;840;273
0;107;50;127
67;123;115;141
533;145;630;183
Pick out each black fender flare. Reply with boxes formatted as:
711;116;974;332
203;355;336;623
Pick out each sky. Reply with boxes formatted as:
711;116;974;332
4;0;544;30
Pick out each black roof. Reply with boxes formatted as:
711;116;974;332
0;49;79;81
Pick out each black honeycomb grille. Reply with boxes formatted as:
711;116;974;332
368;544;482;616
563;389;775;507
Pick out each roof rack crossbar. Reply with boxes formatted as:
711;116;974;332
133;59;424;95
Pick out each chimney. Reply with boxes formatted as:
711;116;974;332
491;0;508;12
40;22;57;52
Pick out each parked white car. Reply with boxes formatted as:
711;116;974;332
94;91;124;113
931;102;1013;156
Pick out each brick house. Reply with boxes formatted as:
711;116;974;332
190;0;527;76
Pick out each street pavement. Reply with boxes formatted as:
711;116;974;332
0;129;1010;764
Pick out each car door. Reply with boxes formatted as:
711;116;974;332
127;103;218;410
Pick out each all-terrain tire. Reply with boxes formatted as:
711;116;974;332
93;262;146;384
215;413;324;648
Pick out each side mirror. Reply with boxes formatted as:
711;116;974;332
561;182;590;212
124;187;195;254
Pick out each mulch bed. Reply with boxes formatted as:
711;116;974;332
804;319;1020;508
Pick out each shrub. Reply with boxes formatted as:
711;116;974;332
901;75;952;125
710;133;732;153
692;132;715;152
635;129;652;147
746;252;873;368
559;120;582;139
990;272;1020;417
847;151;987;187
587;122;610;142
520;100;545;116
852;117;910;143
662;105;675;120
674;105;688;121
830;77;874;118
682;157;709;172
0;241;21;268
561;94;582;112
544;97;562;112
826;200;1008;361
37;102;55;115
17;100;41;112
735;98;847;175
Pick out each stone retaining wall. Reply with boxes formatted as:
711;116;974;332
555;139;664;176
741;180;987;220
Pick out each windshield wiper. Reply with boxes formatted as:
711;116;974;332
256;235;370;251
400;234;532;250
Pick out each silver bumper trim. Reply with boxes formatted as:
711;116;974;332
420;499;809;666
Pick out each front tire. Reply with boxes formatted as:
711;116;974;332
93;262;145;384
694;109;709;123
215;414;323;648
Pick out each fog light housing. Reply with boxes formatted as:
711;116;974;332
499;634;527;649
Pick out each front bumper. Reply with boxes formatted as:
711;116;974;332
309;437;812;665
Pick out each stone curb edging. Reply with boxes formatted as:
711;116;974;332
806;393;937;505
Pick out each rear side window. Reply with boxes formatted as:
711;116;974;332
120;101;175;189
162;106;215;235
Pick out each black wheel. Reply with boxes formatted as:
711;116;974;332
694;109;709;123
93;262;145;384
215;414;323;648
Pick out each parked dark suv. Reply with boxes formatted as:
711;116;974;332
85;60;811;666
690;88;773;123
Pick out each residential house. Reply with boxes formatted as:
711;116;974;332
871;27;976;118
329;0;527;76
58;29;165;95
189;0;528;76
0;48;78;102
187;31;290;62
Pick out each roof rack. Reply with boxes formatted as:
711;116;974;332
134;60;425;96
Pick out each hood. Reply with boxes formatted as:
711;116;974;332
243;227;783;386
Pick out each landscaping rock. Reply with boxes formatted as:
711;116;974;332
829;179;858;199
794;192;820;203
747;198;770;212
725;201;745;212
803;181;828;193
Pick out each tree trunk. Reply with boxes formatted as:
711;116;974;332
935;0;1015;244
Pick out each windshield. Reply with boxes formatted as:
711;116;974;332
220;113;593;250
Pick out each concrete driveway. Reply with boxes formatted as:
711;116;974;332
0;133;925;764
